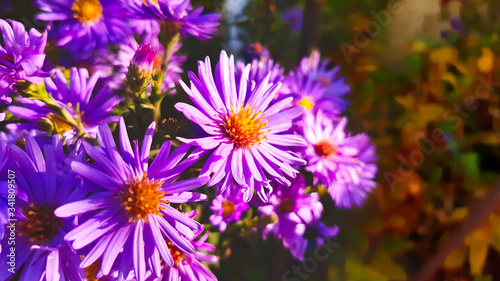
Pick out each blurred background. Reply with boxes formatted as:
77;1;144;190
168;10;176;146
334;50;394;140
3;0;500;280
202;0;500;280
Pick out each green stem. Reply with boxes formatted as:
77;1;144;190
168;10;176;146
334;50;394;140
150;32;180;129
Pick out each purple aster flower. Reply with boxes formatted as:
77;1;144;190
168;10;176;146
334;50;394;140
0;123;50;147
282;8;303;32
258;176;338;261
209;183;249;232
131;18;161;46
284;50;350;116
0;19;50;101
300;111;377;208
441;17;466;39
0;135;87;281
34;0;132;59
54;117;210;281
450;18;464;34
241;42;271;64
127;0;221;40
147;213;218;281
175;51;307;202
236;57;285;93
9;67;122;142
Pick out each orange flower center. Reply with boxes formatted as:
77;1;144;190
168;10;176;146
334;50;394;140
166;240;184;266
223;104;269;148
222;200;236;217
253;43;263;53
72;0;103;23
18;203;63;244
314;140;337;157
120;173;166;222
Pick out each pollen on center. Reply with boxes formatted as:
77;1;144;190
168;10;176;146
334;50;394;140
222;104;270;148
314;140;337;157
166;240;184;266
297;97;314;110
120;173;167;222
19;203;63;244
222;200;235;217
72;0;103;24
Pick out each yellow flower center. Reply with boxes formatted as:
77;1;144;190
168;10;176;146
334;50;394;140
120;173;167;222
222;200;236;217
72;0;103;24
18;203;63;244
45;113;73;133
297;97;314;110
85;260;101;281
314;140;337;157
223;104;270;148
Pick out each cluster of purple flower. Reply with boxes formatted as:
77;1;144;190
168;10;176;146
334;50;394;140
0;0;377;280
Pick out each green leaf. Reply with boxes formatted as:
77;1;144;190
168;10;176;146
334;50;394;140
460;152;480;182
480;34;498;47
405;53;422;71
207;231;219;247
345;259;387;281
372;69;393;82
379;237;414;255
474;275;493;281
369;251;407;280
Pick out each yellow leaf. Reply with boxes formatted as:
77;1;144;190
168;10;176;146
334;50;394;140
444;247;467;269
385;214;406;229
413;41;428;53
467;228;491;275
491;234;500;253
430;47;458;64
488;213;500;235
394;96;414;109
451;207;469;221
355;64;378;73
441;72;457;87
402;120;419;131
478;48;494;73
419;104;445;121
454;61;472;76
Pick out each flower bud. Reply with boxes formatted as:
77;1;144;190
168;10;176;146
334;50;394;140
37;116;55;133
127;44;158;95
